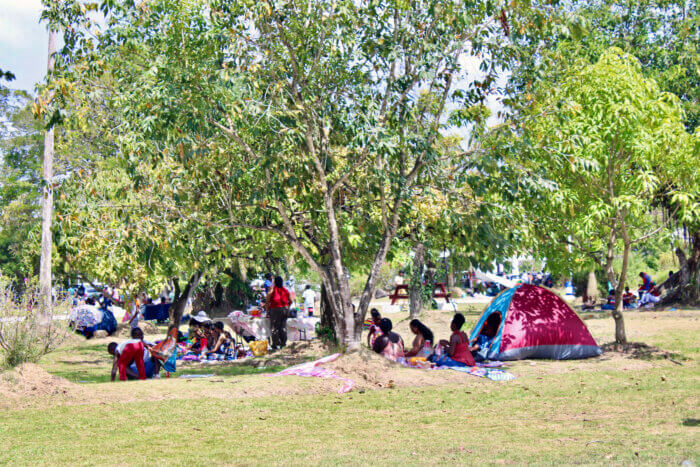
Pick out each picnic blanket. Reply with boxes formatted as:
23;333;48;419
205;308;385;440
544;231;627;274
70;305;103;329
270;353;354;394
446;365;516;381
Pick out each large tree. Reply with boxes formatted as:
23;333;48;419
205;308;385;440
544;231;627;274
50;0;543;347
502;0;700;306
503;48;697;343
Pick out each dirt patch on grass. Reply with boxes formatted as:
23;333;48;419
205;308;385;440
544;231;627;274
0;363;88;409
323;349;471;390
600;342;684;363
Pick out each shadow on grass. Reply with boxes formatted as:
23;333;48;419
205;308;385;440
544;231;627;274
682;418;699;427
57;359;104;365
600;342;685;363
49;360;289;384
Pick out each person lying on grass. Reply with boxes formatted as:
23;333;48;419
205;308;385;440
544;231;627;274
434;313;476;367
404;319;434;358
372;318;405;362
366;308;382;348
108;327;148;381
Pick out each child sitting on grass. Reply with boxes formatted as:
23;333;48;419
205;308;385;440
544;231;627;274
470;313;500;362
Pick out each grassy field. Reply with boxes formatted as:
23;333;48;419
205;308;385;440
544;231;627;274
0;308;698;464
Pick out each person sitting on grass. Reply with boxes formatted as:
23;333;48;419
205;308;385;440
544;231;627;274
639;284;661;308
207;322;233;356
638;272;654;299
187;319;210;354
404;319;434;358
470;313;500;362
372;318;404;362
622;287;637;309
108;328;148;381
434;313;476;367
601;290;616;310
366;308;382;348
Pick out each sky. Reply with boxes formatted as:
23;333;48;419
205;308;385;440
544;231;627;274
0;0;48;93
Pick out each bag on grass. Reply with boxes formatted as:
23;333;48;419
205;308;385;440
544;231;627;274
249;340;268;357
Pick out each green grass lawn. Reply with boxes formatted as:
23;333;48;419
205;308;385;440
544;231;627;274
0;310;698;464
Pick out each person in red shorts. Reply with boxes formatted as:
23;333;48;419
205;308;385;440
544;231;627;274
108;328;146;381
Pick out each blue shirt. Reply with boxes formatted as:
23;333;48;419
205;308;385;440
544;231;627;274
476;334;493;351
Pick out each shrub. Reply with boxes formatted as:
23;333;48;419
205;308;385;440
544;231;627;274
0;276;69;369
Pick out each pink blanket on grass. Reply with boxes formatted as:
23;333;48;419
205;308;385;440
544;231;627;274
270;353;354;393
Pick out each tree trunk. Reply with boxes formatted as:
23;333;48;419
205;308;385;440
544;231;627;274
586;270;599;302
663;239;700;305
611;245;629;344
604;226;626;344
39;29;58;314
319;283;336;341
170;272;202;327
353;213;401;344
446;255;455;290
409;242;425;319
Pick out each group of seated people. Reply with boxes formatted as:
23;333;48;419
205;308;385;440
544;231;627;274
367;309;501;367
107;315;239;381
598;272;662;310
187;314;235;357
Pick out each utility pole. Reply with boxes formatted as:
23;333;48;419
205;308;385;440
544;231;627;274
40;28;58;313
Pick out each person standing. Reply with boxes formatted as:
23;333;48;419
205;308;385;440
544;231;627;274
266;276;291;349
302;285;316;316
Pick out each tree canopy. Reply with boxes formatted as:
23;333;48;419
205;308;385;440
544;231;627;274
500;48;698;342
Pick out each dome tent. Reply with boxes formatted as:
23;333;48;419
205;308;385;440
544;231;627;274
469;284;601;360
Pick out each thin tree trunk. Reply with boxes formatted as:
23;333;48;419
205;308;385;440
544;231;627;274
603;226;626;344
446;255;455;290
613;221;630;344
39;28;58;314
409;242;425;319
586;270;599;302
170;272;202;327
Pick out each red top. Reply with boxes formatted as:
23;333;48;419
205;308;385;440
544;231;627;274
268;286;291;309
452;331;476;366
